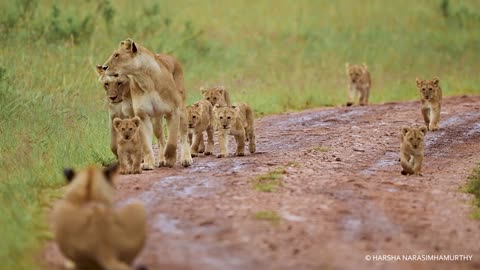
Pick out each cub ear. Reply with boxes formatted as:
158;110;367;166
345;62;350;69
416;78;422;87
194;103;200;107
121;38;137;53
113;118;122;130
63;168;76;183
432;77;440;86
420;126;428;135
103;163;119;182
95;64;104;76
231;105;237;109
213;104;221;111
132;116;141;127
401;126;410;136
218;88;224;95
200;88;207;95
362;63;368;70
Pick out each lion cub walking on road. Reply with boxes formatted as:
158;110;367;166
345;63;371;106
416;78;442;131
213;103;256;158
113;117;146;174
201;86;231;107
400;126;427;175
52;164;147;270
187;100;214;157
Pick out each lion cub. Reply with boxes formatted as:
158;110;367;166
52;164;146;270
213;103;256;158
400;126;427;175
187;100;214;157
416;77;442;131
345;63;371;106
113;117;146;174
201;86;231;107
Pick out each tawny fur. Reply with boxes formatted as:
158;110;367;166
187;100;214;157
345;63;371;106
201;86;231;107
213;103;256;158
416;77;442;131
100;38;192;167
400;126;427;175
52;164;146;270
113;117;147;174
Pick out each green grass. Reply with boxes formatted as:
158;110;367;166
312;146;329;153
464;165;480;219
252;167;286;192
1;0;480;269
254;210;282;225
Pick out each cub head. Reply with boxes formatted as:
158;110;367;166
401;126;427;150
96;65;130;103
187;103;202;129
62;164;119;204
113;116;141;141
102;38;139;75
201;86;227;106
416;77;440;100
345;63;368;83
213;104;237;130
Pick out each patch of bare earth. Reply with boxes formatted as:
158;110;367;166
44;96;480;270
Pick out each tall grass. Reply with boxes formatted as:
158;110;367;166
1;0;480;269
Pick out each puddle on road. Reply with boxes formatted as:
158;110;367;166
360;151;398;175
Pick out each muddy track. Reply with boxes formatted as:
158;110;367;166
44;96;480;270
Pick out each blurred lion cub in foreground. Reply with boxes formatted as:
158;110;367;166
400;126;427;176
52;164;147;270
113;116;146;174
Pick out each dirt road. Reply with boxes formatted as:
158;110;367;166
44;96;480;270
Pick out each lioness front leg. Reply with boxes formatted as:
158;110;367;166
235;131;246;156
429;105;441;131
205;125;214;155
110;122;118;158
153;116;166;167
217;130;229;158
164;112;179;167
179;108;193;167
137;113;155;170
421;107;431;130
248;128;256;154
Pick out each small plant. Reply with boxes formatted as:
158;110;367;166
312;145;329;152
464;165;480;219
252;167;286;192
254;210;281;225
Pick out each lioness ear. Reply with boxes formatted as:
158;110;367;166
194;103;200;108
63;168;75;183
132;116;141;127
95;64;104;76
416;78;422;87
401;126;410;136
432;77;440;86
121;38;137;53
420;126;428;135
103;163;119;182
113;118;122;130
218;89;224;95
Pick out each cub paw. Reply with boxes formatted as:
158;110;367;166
235;152;245;157
401;170;407;175
346;102;353;107
217;154;226;158
157;160;167;167
429;125;439;131
204;151;212;156
249;144;256;154
141;163;154;170
181;157;193;167
133;169;142;174
191;152;198;158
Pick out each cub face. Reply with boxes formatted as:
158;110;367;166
346;63;368;84
102;38;138;74
201;87;226;106
113;117;141;141
213;105;237;130
401;126;427;150
62;164;119;204
416;78;440;101
96;65;130;103
187;104;202;129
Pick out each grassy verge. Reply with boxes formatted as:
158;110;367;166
254;211;281;225
1;0;480;269
464;166;480;219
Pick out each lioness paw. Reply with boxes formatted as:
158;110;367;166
141;163;154;170
235;152;245;157
181;157;193;167
217;154;226;158
204;151;212;156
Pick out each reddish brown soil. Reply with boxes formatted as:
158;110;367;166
44;96;480;270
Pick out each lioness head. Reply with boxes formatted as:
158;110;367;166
201;86;227;106
113;117;141;141
346;63;368;84
187;103;202;129
213;105;237;130
62;164;119;204
416;78;440;101
96;65;130;103
102;38;140;74
401;126;427;150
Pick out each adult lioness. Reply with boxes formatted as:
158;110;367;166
52;164;147;270
101;38;192;167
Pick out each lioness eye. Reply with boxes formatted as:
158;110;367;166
129;128;132;131
192;116;196;118
104;83;109;87
114;53;119;58
122;128;125;131
227;116;231;119
117;82;122;86
213;97;217;100
207;97;210;100
428;87;432;91
220;117;223;119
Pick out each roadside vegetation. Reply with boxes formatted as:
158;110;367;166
1;0;480;269
464;166;480;219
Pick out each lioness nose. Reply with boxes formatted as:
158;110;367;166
223;125;227;128
102;65;108;71
110;97;116;101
